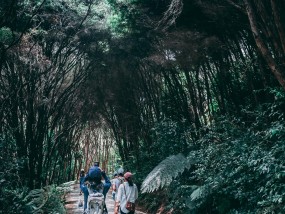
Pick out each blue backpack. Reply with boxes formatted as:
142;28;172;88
88;166;102;182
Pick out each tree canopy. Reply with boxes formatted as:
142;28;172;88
1;0;285;213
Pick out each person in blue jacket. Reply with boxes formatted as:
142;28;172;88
79;169;85;195
81;161;111;213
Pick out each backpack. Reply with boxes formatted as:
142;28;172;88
115;177;124;191
88;166;102;182
118;177;124;184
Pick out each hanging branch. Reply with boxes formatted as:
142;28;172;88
157;0;183;31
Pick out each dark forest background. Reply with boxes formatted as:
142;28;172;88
1;0;285;213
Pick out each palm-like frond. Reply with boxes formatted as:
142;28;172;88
190;185;206;201
141;153;190;193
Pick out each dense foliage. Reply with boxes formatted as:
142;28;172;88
141;99;285;213
88;0;285;213
0;0;116;212
0;135;26;213
1;0;285;213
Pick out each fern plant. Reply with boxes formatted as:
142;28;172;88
141;100;285;213
141;153;191;193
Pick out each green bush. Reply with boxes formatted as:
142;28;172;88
24;185;66;214
0;135;27;213
0;27;13;45
141;97;285;213
0;135;66;214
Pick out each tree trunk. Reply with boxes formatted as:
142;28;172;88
244;0;285;90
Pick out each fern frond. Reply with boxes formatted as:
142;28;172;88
141;153;190;193
190;185;206;201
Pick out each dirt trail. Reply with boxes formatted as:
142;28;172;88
64;182;146;214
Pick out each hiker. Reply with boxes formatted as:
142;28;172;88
79;169;85;195
112;168;124;201
111;172;118;200
81;161;111;213
114;172;138;214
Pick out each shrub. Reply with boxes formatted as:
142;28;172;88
0;27;13;45
0;135;27;214
142;99;285;213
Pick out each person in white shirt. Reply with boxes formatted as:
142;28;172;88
113;168;125;200
114;172;138;214
111;172;118;200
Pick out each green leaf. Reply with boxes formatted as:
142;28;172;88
141;153;191;193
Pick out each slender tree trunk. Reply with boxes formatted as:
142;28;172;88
244;0;285;90
271;0;285;53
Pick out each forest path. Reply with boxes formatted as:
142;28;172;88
64;181;147;214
